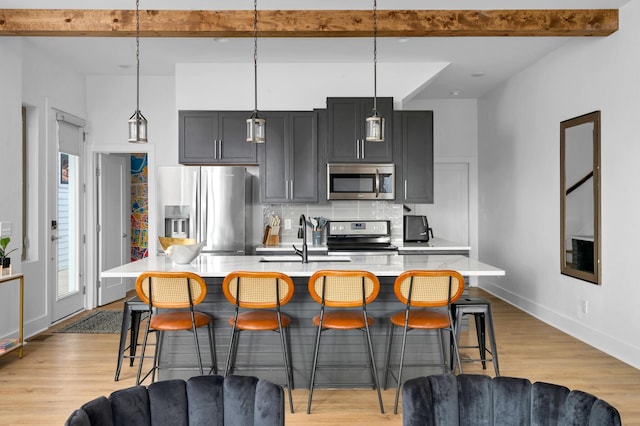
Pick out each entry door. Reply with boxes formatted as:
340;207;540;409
51;115;85;322
97;153;128;306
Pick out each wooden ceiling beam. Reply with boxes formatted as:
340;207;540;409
0;9;618;37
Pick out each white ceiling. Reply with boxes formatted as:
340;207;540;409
6;0;632;100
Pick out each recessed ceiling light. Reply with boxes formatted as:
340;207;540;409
471;72;485;77
397;38;409;43
213;38;230;43
450;90;460;96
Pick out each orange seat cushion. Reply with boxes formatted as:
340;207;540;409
228;311;292;331
150;311;211;331
312;311;374;330
390;310;450;329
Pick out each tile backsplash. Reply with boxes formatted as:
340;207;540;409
263;201;403;245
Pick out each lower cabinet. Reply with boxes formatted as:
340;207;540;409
395;110;434;203
260;111;318;203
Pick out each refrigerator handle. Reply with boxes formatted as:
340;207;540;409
197;169;206;243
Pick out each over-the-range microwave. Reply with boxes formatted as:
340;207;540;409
327;163;395;200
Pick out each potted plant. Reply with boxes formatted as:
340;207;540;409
0;237;17;274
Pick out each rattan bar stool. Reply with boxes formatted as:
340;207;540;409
222;271;295;413
135;271;217;385
451;296;500;376
383;270;465;414
307;270;385;414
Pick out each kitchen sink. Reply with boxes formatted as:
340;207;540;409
258;255;351;263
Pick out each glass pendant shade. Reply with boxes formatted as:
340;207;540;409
365;113;385;142
246;114;266;143
128;110;148;143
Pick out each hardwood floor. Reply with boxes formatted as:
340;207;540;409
0;288;638;425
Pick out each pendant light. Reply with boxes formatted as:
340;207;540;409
246;0;266;143
128;0;148;143
365;0;384;142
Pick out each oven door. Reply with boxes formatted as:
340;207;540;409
327;163;395;200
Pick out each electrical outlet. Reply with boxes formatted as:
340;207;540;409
0;222;12;237
284;219;292;230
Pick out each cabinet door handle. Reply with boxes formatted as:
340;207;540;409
213;140;218;159
356;139;360;159
404;179;408;199
290;180;294;200
218;139;223;159
361;139;365;159
285;180;289;199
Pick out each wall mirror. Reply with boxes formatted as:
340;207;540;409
560;110;601;284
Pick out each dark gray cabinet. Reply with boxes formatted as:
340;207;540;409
259;111;318;203
326;97;393;162
395;110;434;203
179;111;257;165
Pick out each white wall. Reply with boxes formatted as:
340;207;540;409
0;39;88;339
176;62;446;111
403;99;479;260
0;39;24;341
478;1;640;368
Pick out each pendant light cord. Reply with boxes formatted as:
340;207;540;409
253;0;258;115
135;0;140;117
373;0;378;115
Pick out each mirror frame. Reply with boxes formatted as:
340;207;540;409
560;110;601;284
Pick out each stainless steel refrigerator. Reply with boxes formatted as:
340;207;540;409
157;166;251;254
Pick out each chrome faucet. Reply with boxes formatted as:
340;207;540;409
293;214;308;263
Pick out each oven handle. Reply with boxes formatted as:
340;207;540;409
375;168;380;198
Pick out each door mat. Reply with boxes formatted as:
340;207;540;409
56;310;122;334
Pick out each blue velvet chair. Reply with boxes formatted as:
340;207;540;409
402;373;621;426
65;375;285;426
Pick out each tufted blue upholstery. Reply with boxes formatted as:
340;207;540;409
402;373;621;426
65;375;285;426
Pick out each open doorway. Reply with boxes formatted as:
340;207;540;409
85;146;154;309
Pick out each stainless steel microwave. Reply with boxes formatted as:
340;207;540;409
327;163;395;200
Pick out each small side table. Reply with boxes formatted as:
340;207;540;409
0;273;24;359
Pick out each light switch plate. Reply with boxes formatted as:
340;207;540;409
0;222;12;237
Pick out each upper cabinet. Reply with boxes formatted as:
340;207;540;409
326;97;393;163
395;110;434;203
179;111;257;165
259;111;318;203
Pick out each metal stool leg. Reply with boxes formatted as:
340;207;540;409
307;320;323;414
474;313;487;369
115;301;132;381
129;311;143;366
363;318;384;414
485;304;500;376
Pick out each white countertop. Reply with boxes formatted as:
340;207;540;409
101;253;504;279
256;237;470;253
255;244;328;252
395;237;471;251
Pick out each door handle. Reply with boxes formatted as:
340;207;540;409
51;235;59;241
122;233;128;238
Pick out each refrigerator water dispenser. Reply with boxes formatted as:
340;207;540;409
164;205;190;238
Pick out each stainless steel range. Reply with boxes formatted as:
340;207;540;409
326;220;398;255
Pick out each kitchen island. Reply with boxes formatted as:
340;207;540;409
103;254;504;387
